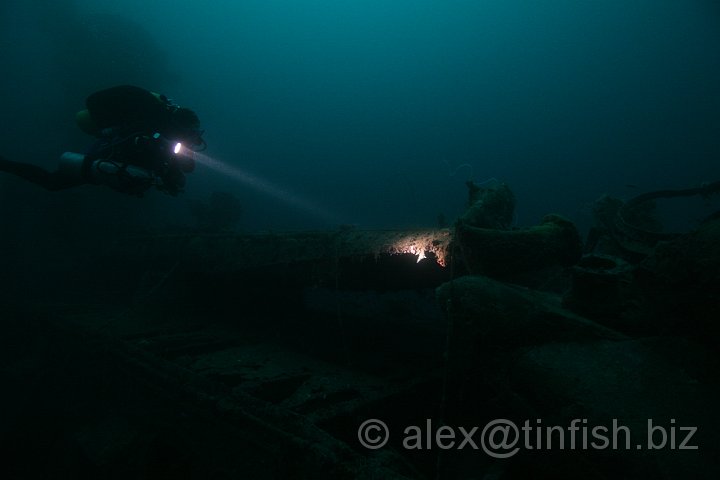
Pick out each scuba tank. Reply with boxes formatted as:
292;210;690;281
90;158;155;195
57;151;155;196
56;129;195;196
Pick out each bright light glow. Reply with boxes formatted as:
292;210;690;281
174;142;182;154
407;245;427;263
389;232;450;267
189;151;345;224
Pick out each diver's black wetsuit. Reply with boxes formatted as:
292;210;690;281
0;86;194;194
0;155;87;191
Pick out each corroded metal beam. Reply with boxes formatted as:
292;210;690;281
113;228;452;273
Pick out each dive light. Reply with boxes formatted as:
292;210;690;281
143;133;195;173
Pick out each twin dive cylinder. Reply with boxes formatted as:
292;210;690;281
59;151;154;194
57;132;195;195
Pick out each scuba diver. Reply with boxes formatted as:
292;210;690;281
0;85;205;196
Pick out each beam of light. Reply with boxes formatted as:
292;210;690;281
189;151;346;224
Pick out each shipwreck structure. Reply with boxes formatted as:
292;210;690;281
3;180;719;479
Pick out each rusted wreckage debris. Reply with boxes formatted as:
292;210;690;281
36;179;717;478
